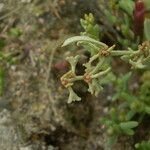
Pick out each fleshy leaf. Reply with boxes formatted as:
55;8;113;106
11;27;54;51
88;79;103;96
119;0;134;16
68;87;81;103
66;55;80;73
120;121;138;130
62;36;107;47
106;135;118;147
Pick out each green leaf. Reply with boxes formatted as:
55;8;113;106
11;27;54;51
100;118;113;126
106;135;118;147
66;55;80;73
80;14;100;40
68;87;81;103
144;19;150;41
145;106;150;114
125;110;136;121
99;72;116;85
135;140;150;150
112;93;120;101
77;41;99;55
120;92;135;103
110;108;118;122
120;121;138;130
104;9;117;24
143;56;150;67
119;0;134;16
88;79;103;96
122;129;134;135
62;36;107;47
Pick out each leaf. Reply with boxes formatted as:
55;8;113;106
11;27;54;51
120;92;135;103
77;41;99;55
66;55;80;73
135;140;150;150
86;24;100;40
145;106;150;114
123;129;134;135
99;72;116;85
119;0;134;16
110;108;118;122
106;135;118;147
104;9;117;24
112;93;120;101
125;110;136;121
62;36;107;47
88;79;103;96
144;19;150;41
120;121;138;130
143;56;150;67
68;87;81;103
100;118;113;126
129;59;146;69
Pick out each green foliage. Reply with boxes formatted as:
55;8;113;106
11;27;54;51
112;72;132;101
61;14;150;103
80;13;100;40
99;0;137;48
101;0;150;48
101;108;138;147
100;70;150;147
135;140;150;150
61;13;150;147
118;0;134;16
117;71;150;115
102;70;150;146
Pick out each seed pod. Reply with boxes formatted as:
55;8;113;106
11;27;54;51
133;0;145;36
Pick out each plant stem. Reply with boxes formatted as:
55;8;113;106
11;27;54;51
90;57;105;74
89;53;99;63
110;50;138;56
69;75;83;82
92;67;111;78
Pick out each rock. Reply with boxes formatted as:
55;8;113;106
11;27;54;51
0;109;19;150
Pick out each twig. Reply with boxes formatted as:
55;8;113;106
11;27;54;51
0;6;21;21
